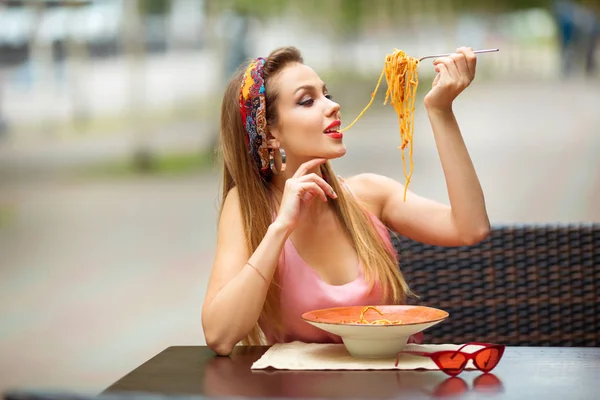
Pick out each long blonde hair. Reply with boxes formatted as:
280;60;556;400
217;46;411;345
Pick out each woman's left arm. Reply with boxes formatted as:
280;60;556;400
421;103;490;245
421;47;490;243
348;47;490;247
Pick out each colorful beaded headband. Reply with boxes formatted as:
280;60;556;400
239;57;270;178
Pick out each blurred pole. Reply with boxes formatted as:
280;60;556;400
122;0;153;170
0;71;6;139
66;19;90;131
327;0;342;70
204;0;226;85
28;1;55;136
203;0;226;151
0;3;4;138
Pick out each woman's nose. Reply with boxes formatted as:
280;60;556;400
326;98;340;117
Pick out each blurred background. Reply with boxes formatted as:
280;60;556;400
0;0;598;394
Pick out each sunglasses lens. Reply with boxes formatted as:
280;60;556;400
474;347;502;372
437;352;467;376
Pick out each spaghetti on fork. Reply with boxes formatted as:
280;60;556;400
341;49;419;202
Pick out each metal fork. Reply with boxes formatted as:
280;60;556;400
418;48;499;62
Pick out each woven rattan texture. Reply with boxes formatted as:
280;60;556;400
391;224;599;346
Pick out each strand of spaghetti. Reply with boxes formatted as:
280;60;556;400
405;63;418;201
340;66;386;133
400;57;417;201
351;306;401;325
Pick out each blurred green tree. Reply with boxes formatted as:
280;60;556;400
212;0;288;17
138;0;171;15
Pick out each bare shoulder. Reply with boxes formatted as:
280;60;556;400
217;185;247;246
343;172;401;199
342;173;400;218
220;185;242;223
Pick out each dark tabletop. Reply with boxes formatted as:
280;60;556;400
103;345;600;399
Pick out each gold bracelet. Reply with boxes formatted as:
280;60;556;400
246;262;268;285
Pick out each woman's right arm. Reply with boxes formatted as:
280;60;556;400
201;187;291;356
201;158;336;356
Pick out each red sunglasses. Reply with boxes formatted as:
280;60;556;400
395;342;505;376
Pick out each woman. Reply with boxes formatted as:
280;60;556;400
202;46;490;356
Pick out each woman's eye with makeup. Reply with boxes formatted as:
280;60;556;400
325;94;333;100
298;98;314;107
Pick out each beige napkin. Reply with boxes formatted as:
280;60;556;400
251;341;477;371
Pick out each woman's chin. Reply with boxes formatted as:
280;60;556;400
325;145;347;160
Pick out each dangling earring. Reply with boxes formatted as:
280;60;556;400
269;147;287;175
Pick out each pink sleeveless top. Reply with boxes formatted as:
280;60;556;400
260;207;397;344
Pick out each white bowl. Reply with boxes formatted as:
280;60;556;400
302;305;449;359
